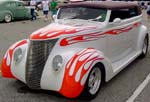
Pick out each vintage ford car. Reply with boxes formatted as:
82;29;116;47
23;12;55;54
1;1;149;99
0;0;31;23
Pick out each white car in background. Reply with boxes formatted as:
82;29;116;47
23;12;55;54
1;1;149;100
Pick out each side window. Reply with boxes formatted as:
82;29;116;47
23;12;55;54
109;8;138;22
16;2;24;7
129;7;138;17
5;2;16;8
109;9;130;22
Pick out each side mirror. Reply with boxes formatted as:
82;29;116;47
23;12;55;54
53;15;57;21
113;18;122;24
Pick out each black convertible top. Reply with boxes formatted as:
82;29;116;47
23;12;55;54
60;1;141;14
61;1;139;9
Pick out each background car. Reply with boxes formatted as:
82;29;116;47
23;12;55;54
0;0;31;23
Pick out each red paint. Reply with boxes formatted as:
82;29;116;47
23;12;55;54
30;24;97;40
30;29;78;40
60;32;105;46
59;48;103;98
60;22;141;46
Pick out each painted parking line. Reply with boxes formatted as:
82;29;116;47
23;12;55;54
0;64;1;73
126;73;150;102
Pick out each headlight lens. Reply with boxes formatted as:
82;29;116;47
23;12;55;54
13;48;23;63
52;55;63;71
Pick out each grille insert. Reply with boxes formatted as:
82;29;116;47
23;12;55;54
26;39;58;89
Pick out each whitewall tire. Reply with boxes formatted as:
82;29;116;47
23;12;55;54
4;14;12;23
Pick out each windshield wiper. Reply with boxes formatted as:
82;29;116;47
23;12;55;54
88;15;102;21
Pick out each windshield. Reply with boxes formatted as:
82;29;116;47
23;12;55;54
58;7;107;22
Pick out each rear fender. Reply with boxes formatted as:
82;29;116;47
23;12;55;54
137;25;148;51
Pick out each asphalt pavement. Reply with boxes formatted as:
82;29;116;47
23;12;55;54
0;11;150;102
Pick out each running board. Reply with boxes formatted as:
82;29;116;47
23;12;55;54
112;51;141;75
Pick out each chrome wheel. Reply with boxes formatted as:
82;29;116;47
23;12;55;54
88;67;101;95
82;64;103;99
4;14;11;23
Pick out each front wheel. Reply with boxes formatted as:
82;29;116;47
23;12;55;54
4;14;12;23
140;34;149;58
82;64;104;100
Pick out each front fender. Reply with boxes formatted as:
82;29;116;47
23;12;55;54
1;39;28;79
41;47;113;98
59;48;105;98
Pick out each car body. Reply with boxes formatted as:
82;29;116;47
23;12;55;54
0;0;31;23
1;1;149;99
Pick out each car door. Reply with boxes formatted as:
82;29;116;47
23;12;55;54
14;2;26;19
106;9;136;63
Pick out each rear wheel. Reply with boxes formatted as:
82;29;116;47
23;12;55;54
4;14;12;23
140;34;149;58
82;64;104;100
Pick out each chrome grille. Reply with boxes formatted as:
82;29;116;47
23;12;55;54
26;39;58;89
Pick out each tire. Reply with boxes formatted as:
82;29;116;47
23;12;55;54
140;34;149;58
4;14;12;23
82;64;104;100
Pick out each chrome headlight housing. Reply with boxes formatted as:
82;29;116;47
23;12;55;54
52;55;63;71
13;47;23;63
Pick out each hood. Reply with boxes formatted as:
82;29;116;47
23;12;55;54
30;22;99;40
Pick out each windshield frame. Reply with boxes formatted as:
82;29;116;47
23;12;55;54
57;6;107;22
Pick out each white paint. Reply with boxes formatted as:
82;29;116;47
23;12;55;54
11;44;28;83
39;32;48;37
66;58;73;69
84;60;92;70
4;51;8;59
0;65;1;73
69;58;78;76
65;29;74;32
87;53;98;60
81;68;91;86
77;49;91;55
78;52;92;61
6;53;11;66
46;32;58;37
126;73;150;102
75;28;84;31
75;66;82;82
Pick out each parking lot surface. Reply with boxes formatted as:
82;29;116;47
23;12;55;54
0;11;150;102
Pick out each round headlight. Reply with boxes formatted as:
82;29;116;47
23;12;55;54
13;48;23;63
52;55;63;71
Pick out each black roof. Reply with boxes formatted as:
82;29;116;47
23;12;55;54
60;1;140;10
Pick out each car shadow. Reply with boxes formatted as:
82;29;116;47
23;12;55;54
13;80;88;102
